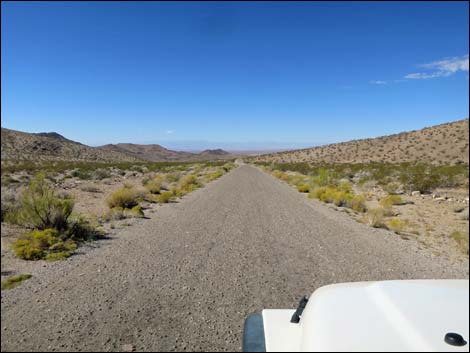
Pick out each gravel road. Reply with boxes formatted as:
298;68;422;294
1;165;468;352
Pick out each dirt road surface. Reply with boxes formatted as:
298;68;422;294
1;165;468;351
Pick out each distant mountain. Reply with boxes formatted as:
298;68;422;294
98;143;195;162
198;149;231;156
251;119;469;165
1;128;141;162
98;144;233;162
1;127;234;163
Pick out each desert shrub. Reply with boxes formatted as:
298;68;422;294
387;218;407;232
384;181;403;195
1;187;21;223
297;184;310;193
66;216;102;241
70;169;92;180
450;231;469;253
338;181;352;193
103;207;126;221
166;173;181;183
380;195;404;208
171;187;183;198
365;208;386;228
398;164;441;193
1;274;32;290
311;168;334;187
80;185;101;193
348;194;367;213
92;168;111;180
144;180;161;194
222;163;235;172
179;174;200;192
205;170;223;182
106;187;139;209
16;173;74;230
12;229;77;261
158;191;174;204
127;205;145;218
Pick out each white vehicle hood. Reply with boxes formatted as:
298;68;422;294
263;280;469;352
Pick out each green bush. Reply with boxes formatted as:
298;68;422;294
17;173;74;230
1;274;32;290
205;170;223;181
166;173;181;183
144;180;161;194
297;184;310;193
12;229;77;261
365;208;386;228
380;195;404;208
387;218;407;232
106;187;139;209
158;191;174;204
348;195;367;213
128;205;145;218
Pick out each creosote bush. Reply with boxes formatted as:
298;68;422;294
380;195;404;208
15;173;74;230
106;187;139;209
12;229;77;261
365;208;386;228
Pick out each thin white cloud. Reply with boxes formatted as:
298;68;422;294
369;80;387;85
404;55;469;80
165;130;175;134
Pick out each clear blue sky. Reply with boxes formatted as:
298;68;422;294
1;1;469;150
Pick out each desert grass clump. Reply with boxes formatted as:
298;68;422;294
1;274;32;290
179;174;201;193
387;218;407;232
144;179;161;194
365;208;386;228
205;170;223;182
380;195;404;208
158;191;174;204
14;173;74;230
450;231;469;254
106;187;139;209
348;194;367;213
12;229;77;261
126;205;145;218
166;172;181;183
297;184;310;193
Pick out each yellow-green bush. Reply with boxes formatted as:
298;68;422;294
106;187;139;209
450;231;469;253
380;195;404;208
297;184;310;193
387;218;407;232
365;208;386;228
158;191;174;204
348;195;367;213
127;205;145;218
205;170;223;182
1;274;32;290
166;173;181;183
144;180;161;194
12;229;77;261
16;173;74;230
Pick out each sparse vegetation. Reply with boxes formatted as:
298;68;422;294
450;231;469;254
365;208;386;228
8;173;74;230
106;187;139;209
1;274;32;290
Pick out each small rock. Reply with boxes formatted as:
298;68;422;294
460;208;469;220
122;344;135;352
411;191;421;197
434;197;446;202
